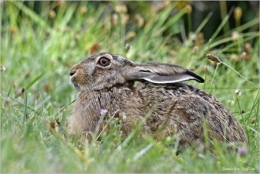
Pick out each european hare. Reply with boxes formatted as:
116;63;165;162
69;52;247;148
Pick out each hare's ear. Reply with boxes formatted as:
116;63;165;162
123;62;204;84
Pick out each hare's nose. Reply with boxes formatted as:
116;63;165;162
69;70;76;76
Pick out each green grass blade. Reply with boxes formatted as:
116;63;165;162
26;72;45;90
12;1;49;29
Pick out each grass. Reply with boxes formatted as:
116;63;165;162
1;1;259;173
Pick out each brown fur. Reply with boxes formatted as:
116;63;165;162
69;52;248;148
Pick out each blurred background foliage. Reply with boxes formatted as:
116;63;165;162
5;1;259;41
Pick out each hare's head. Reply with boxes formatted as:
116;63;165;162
69;52;204;92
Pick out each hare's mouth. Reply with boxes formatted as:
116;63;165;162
69;78;80;91
73;84;79;88
72;84;81;91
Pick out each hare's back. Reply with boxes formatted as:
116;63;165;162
134;82;248;143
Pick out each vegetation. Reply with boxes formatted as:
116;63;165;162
1;1;259;173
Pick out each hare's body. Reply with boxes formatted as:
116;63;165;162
69;52;247;147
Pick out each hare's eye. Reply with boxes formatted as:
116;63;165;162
98;57;110;66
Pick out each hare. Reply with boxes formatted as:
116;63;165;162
69;52;248;148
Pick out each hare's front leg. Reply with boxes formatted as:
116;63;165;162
118;113;152;137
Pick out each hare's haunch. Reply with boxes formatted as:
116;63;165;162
69;52;247;147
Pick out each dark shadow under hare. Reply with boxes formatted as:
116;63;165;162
69;52;248;148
